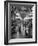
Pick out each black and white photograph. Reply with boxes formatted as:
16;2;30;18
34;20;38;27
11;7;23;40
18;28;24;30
4;1;37;45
